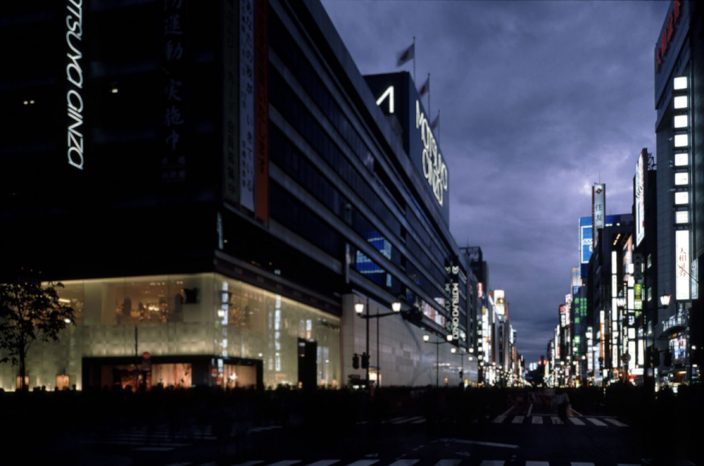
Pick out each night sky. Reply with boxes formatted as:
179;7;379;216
322;0;670;362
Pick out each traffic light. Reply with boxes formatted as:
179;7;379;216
403;305;423;325
352;353;360;369
361;352;370;369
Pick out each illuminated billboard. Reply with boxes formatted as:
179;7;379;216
66;0;85;170
579;216;592;264
675;229;690;300
592;183;605;232
364;73;450;223
634;150;645;246
493;290;505;317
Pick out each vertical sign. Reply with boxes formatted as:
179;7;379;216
675;230;690;300
162;0;187;182
239;0;255;211
672;75;691;301
579;217;593;264
635;150;645;246
66;0;85;170
592;183;605;247
254;0;269;222
222;0;239;203
445;262;460;340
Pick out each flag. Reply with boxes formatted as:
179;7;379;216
396;42;414;67
431;111;440;130
418;75;429;97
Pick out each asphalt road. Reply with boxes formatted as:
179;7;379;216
42;402;686;466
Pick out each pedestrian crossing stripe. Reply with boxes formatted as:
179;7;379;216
345;461;378;466
306;461;339;466
387;460;419;466
604;417;628;427
584;417;607;427
490;414;627;427
189;459;649;466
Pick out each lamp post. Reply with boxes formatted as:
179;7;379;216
355;297;401;387
423;333;453;387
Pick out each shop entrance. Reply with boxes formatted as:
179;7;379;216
82;355;263;390
297;337;317;389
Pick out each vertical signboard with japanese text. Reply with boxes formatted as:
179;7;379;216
239;0;255;210
592;183;605;247
162;0;187;183
635;150;645;246
254;0;269;222
676;230;690;301
222;0;239;204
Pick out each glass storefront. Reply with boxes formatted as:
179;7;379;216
0;273;340;391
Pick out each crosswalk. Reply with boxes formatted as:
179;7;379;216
81;421;291;452
491;414;628;427
81;425;206;451
164;459;641;466
357;416;427;425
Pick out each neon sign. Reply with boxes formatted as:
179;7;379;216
655;0;682;71
66;0;84;170
416;100;448;205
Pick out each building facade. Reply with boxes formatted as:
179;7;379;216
0;0;470;390
653;0;702;386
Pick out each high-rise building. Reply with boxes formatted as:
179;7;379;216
0;1;470;390
653;0;702;386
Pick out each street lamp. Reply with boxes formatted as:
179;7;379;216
355;296;401;387
424;333;453;387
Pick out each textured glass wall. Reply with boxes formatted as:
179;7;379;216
0;273;340;390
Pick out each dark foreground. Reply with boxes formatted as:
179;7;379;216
1;384;701;466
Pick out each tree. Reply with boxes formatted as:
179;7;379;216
0;273;74;391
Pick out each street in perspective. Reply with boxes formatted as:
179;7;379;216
0;1;703;466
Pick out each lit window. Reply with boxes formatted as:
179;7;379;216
674;191;689;205
674;96;688;109
675;210;689;224
674;114;688;128
673;76;688;90
674;172;689;185
674;152;689;166
674;134;689;147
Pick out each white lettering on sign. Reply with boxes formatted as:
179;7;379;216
66;0;84;170
416;100;448;206
376;86;394;114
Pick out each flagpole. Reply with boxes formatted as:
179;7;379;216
412;36;416;82
437;110;440;143
427;73;431;116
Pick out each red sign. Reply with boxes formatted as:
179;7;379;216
656;0;682;71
